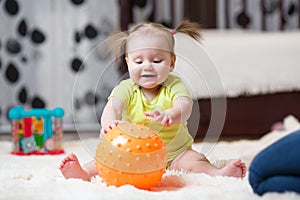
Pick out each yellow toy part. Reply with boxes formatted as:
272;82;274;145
32;117;43;133
95;123;167;190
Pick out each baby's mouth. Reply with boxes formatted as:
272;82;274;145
141;74;156;78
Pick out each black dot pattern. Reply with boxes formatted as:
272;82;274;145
0;0;129;128
133;0;147;8
31;29;46;44
84;24;98;39
236;12;251;28
18;87;27;104
71;57;84;72
5;62;19;83
74;92;100;111
73;24;100;43
70;0;85;6
74;98;81;110
31;96;46;108
20;56;27;63
17;19;28;37
288;3;296;16
85;91;97;105
6;38;21;55
74;31;81;43
4;0;19;16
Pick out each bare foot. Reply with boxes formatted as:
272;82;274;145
217;159;246;178
59;153;91;181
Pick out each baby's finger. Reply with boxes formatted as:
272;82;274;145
167;118;172;126
101;122;119;135
145;110;160;118
100;128;107;135
161;115;169;125
154;113;165;121
115;120;126;126
144;112;154;117
164;118;172;127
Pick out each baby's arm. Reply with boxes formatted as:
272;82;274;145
145;96;192;126
100;97;124;135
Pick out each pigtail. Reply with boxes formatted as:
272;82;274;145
175;20;201;41
106;31;128;63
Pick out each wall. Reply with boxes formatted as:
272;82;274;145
0;0;120;132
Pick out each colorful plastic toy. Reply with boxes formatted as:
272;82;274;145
8;106;65;155
95;123;167;190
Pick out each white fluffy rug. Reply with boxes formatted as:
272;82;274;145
1;116;300;200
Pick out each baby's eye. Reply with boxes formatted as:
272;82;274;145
153;60;162;64
134;60;143;64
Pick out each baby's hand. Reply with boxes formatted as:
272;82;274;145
100;120;126;135
144;110;172;127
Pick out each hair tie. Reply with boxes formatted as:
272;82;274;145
170;30;176;35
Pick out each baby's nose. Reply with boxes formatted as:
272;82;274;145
143;63;153;70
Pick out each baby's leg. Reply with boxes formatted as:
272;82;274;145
170;150;246;178
59;153;97;181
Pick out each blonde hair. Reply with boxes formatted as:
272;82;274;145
107;20;201;63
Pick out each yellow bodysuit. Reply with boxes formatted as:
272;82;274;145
109;74;194;162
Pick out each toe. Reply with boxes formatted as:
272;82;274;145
69;153;78;161
232;159;241;167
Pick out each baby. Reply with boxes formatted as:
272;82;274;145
60;20;246;181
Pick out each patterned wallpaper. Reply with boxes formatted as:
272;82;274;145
0;0;120;131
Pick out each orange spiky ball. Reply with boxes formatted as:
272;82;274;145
95;123;167;190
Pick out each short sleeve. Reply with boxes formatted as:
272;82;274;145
164;75;191;100
108;79;135;105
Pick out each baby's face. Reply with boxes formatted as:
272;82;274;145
126;34;175;90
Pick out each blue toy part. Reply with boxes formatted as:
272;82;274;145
8;106;64;120
43;116;53;146
8;106;65;150
21;136;37;154
8;106;24;119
